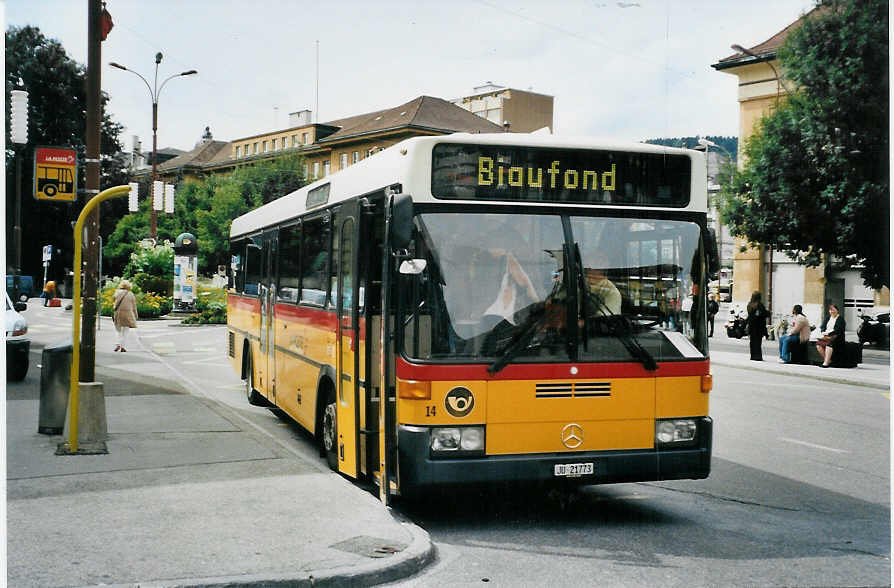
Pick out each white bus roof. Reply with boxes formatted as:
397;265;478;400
230;133;706;238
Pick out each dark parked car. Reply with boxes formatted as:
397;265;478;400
6;275;35;302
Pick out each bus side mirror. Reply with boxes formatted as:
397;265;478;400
391;193;414;250
399;259;427;275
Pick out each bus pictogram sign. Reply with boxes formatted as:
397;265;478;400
34;146;78;201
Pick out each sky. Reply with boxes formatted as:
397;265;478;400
6;0;817;153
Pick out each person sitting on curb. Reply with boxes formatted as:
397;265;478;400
816;303;845;368
778;304;811;363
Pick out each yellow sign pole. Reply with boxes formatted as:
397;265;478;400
68;185;130;453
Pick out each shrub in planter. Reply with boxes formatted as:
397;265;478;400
133;272;173;297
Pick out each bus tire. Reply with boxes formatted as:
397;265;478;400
243;351;266;406
321;384;338;471
44;185;57;197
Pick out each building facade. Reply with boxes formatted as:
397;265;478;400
450;83;554;133
711;7;888;329
138;95;505;185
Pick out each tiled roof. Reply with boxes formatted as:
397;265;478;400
318;96;503;142
158;140;230;171
713;5;824;68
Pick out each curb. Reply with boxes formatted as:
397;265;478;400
710;358;890;391
101;523;435;588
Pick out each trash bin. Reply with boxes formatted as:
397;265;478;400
39;340;72;435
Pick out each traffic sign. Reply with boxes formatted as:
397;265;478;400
34;146;78;201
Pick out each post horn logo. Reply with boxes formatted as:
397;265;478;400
561;423;584;449
445;387;474;417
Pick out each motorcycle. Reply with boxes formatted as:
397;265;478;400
857;311;889;347
725;305;748;339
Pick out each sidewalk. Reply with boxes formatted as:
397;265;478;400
709;336;890;391
7;302;434;587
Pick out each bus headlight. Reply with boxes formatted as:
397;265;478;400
431;426;485;455
655;419;697;446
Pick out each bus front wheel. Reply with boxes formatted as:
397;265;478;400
243;352;266;406
321;387;338;471
43;185;57;197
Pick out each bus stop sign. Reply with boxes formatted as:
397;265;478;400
34;146;78;201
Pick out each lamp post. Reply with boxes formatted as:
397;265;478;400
10;88;29;301
730;44;794;103
110;54;196;239
697;138;733;282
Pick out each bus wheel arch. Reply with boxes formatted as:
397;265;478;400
242;341;267;406
316;370;338;471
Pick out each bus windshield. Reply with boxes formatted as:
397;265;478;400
401;212;706;365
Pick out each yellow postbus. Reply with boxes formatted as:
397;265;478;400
227;133;717;503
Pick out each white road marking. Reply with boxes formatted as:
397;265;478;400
779;437;849;454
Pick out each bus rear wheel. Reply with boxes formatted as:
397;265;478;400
321;388;338;471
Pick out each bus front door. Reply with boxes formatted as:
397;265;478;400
336;212;360;477
260;231;277;402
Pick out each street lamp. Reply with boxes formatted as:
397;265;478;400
110;53;197;239
730;44;794;103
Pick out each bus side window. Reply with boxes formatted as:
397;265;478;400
300;216;329;306
278;224;301;303
244;237;263;296
229;239;245;293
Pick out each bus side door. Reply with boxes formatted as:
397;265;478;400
259;229;277;401
336;202;360;477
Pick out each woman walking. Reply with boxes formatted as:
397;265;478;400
113;280;138;352
745;291;768;361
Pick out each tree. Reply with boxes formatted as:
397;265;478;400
104;154;307;275
718;0;889;289
5;26;130;283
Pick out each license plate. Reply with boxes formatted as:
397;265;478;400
553;462;594;477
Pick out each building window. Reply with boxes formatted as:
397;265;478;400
271;138;277;151
352;151;359;164
340;153;348;169
253;142;259;154
292;135;299;147
302;132;310;145
263;140;268;153
323;161;330;176
312;162;320;178
235;146;241;158
282;137;288;149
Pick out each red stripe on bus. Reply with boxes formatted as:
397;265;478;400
395;357;710;380
228;295;261;312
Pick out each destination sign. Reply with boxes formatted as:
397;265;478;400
431;143;691;207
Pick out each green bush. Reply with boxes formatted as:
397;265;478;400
100;279;173;318
133;272;173;296
181;286;227;324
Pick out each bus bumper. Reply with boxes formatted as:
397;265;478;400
398;417;712;488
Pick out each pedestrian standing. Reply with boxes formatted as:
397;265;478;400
113;280;138;352
745;291;768;361
707;294;719;337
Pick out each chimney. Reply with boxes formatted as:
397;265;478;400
289;109;312;127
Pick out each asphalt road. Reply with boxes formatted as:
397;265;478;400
386;363;890;587
17;306;891;587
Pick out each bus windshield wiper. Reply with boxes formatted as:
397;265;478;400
584;293;658;372
487;305;549;375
